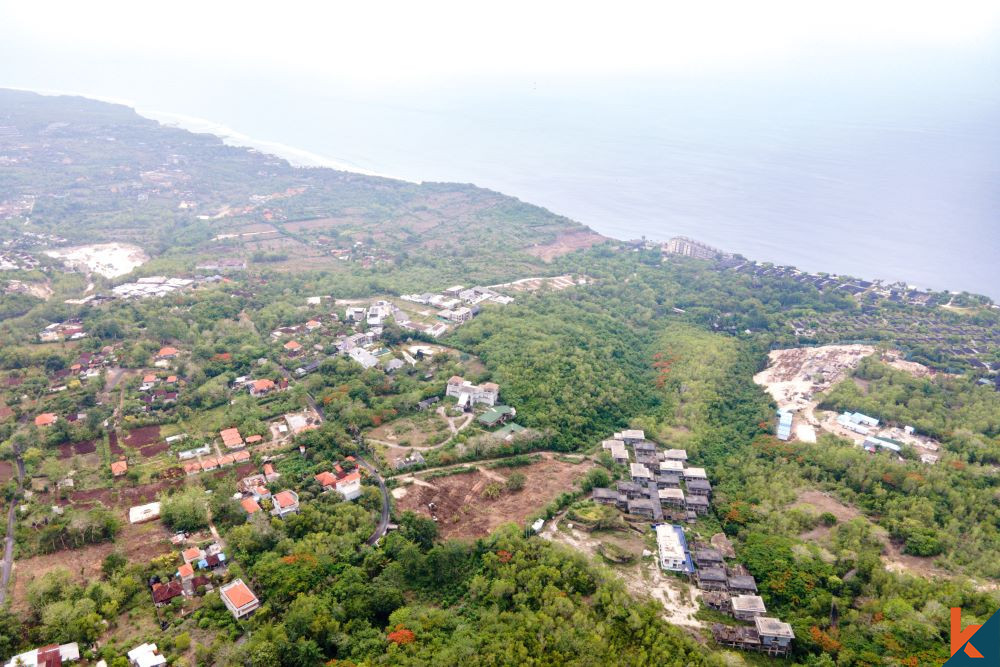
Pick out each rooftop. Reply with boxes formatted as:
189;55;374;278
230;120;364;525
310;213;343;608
731;595;767;614
755;616;795;639
220;579;258;610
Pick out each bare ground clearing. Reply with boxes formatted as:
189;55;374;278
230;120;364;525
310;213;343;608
394;456;593;539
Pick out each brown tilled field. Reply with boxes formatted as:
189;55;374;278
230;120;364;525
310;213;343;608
57;439;97;459
9;520;173;612
123;425;160;448
394;457;594;539
69;478;182;509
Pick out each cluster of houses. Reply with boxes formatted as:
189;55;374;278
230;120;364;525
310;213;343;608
273;302;413;374
729;261;937;308
149;542;228;606
137;373;180;411
835;410;941;463
400;285;512;330
181;449;251;475
691;544;795;656
314;457;363;500
592;430;711;521
38;320;86;342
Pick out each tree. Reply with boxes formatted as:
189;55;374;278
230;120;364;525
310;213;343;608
398;511;438;551
160;486;209;532
505;472;526;492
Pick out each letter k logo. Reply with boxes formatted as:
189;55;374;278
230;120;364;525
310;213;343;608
952;608;984;658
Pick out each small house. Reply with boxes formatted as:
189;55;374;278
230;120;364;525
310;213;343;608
271;490;300;518
732;594;767;621
728;574;758;594
695;567;729;591
626;498;656;518
685;494;710;515
591;487;620;506
686;478;712;496
754;617;795;654
219;579;260;619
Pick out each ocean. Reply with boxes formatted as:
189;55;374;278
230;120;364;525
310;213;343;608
6;56;1000;298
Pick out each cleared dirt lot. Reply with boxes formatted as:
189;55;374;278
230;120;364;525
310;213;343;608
9;520;172;611
524;230;606;261
394;457;594;539
754;344;876;413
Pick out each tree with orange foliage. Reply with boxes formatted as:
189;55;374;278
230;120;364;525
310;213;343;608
387;625;415;645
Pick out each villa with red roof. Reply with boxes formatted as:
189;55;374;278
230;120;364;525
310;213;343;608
249;379;276;397
271;490;300;518
283;340;302;356
220;579;259;619
156;346;180;359
35;412;58;427
110;459;128;477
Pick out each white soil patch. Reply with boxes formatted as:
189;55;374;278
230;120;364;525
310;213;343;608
46;243;148;278
754;344;876;413
542;519;703;629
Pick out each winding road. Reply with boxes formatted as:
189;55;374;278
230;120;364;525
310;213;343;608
275;357;392;546
0;452;25;605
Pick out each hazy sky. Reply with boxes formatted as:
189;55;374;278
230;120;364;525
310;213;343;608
3;0;999;89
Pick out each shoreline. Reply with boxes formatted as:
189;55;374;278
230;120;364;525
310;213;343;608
3;86;995;302
4;85;410;182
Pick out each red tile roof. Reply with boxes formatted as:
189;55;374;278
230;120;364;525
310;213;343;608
283;340;302;351
221;579;257;609
157;346;180;358
220;427;243;448
178;563;194;578
35;413;57;426
315;471;337;487
110;460;128;476
241;497;261;514
273;490;297;508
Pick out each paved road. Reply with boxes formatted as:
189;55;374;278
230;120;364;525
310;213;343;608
276;357;392;547
0;454;25;605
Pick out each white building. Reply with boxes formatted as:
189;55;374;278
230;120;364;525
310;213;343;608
4;643;79;667
127;643;166;667
336;471;362;501
348;347;379;369
655;524;690;572
446;376;499;407
601;439;629;464
128;502;161;524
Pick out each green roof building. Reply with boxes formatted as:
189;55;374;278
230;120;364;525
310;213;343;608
478;405;516;427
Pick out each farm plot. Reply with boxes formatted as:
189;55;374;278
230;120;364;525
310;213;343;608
57;439;97;459
394;456;594;539
69;478;181;509
123;425;161;449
